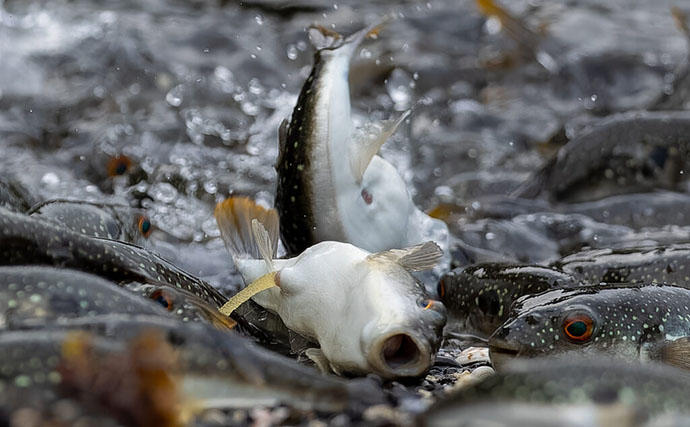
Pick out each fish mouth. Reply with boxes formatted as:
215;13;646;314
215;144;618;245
488;340;520;370
371;333;430;378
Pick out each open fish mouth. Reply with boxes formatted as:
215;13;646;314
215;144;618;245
488;341;521;370
372;332;431;378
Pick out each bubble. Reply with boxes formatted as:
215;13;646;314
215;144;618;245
386;68;415;110
165;84;184;107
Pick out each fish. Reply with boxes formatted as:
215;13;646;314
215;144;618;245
423;357;690;427
126;283;236;330
215;197;446;378
8;315;385;414
489;284;690;370
273;23;450;268
553;244;690;286
513;111;690;202
28;198;152;243
0;266;174;328
439;264;583;340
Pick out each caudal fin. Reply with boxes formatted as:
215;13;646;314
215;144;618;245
214;197;279;262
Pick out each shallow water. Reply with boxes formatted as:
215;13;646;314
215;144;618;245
3;0;690;422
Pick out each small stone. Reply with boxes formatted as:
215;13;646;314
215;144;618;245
456;346;490;365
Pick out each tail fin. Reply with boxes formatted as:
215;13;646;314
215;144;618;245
308;18;388;59
214;197;279;262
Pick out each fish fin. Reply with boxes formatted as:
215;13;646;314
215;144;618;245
672;6;690;43
509;157;554;199
350;110;410;183
251;219;275;271
305;348;332;374
367;241;443;272
660;337;690;371
275;118;289;170
214;197;279;261
218;272;278;317
308;19;388;56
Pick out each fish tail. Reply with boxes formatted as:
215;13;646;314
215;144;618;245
308;18;389;58
214;197;279;262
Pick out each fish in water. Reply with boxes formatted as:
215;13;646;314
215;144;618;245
9;314;385;415
422;357;690;427
215;197;446;378
553;244;690;286
28;198;152;243
0;266;175;328
513;111;690;202
274;23;449;267
489;284;690;370
439;264;583;340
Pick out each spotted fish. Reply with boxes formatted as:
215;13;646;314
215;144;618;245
439;264;583;339
0;266;172;328
553;244;690;285
215;197;446;379
423;357;690;427
489;284;690;370
9;315;385;414
28;198;152;243
514;111;690;202
274;23;449;266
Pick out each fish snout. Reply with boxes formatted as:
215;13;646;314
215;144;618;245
488;325;520;370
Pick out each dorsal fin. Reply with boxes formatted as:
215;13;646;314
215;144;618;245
214;197;279;261
251;219;275;271
350;110;410;183
367;241;442;271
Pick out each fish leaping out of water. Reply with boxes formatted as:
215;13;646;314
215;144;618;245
215;197;447;379
274;22;450;270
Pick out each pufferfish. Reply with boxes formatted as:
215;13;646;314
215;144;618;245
274;22;449;270
215;197;446;379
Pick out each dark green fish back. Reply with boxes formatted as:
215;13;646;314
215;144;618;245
275;55;324;255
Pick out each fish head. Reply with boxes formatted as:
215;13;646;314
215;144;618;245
489;287;641;369
357;263;447;379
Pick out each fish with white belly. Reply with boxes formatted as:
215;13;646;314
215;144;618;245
215;197;447;379
274;23;449;269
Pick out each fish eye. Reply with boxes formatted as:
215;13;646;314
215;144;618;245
419;299;434;309
150;289;173;311
437;278;445;299
562;312;594;342
361;188;373;205
106;155;132;177
137;215;152;238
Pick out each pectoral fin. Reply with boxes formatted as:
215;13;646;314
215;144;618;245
660;337;690;371
305;348;332;374
350;110;410;183
367;241;442;271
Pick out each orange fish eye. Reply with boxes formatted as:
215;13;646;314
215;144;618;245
106;154;132;177
437;278;445;299
150;289;173;311
562;312;594;342
137;215;152;238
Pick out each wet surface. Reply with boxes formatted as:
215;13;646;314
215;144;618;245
3;0;690;424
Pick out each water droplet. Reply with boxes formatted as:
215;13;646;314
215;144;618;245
165;84;184;107
41;172;60;186
255;14;264;25
386;68;414;110
286;44;298;60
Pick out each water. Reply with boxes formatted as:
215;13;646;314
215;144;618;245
2;0;690;417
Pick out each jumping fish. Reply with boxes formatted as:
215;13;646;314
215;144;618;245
489;284;690;370
439;264;583;339
274;23;449;268
423;357;690;427
513;111;690;202
215;197;446;378
28;198;152;243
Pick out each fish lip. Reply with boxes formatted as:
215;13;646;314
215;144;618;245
488;339;520;370
369;331;431;379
